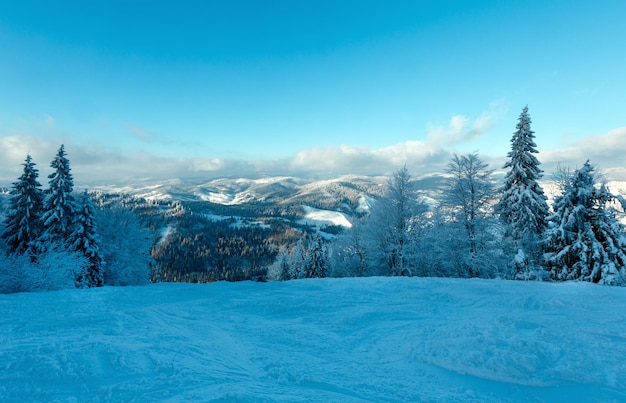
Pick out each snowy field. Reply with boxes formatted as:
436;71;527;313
1;277;625;402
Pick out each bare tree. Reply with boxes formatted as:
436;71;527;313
364;166;426;276
443;152;495;276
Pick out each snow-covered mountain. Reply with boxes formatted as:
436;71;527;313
90;175;389;204
1;277;625;402
87;174;451;231
91;174;626;205
84;174;626;234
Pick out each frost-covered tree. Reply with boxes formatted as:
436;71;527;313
277;248;292;281
496;106;549;239
1;154;43;256
443;152;495;277
495;106;549;277
544;161;626;285
69;190;104;287
302;233;328;278
267;248;293;281
287;237;309;279
95;205;153;286
38;145;76;249
364;166;425;276
329;217;369;277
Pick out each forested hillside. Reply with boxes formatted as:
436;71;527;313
1;108;626;292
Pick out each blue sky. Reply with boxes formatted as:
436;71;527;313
1;0;625;183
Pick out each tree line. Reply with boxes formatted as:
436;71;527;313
273;106;626;286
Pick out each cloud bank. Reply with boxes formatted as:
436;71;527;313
1;112;625;186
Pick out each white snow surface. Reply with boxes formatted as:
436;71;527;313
299;206;352;228
1;277;625;402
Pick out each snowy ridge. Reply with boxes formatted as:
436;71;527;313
1;277;625;402
90;175;386;205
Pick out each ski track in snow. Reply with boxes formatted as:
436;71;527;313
1;277;626;402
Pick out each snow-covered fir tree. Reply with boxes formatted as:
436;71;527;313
279;250;292;281
495;106;549;278
1;154;44;256
543;161;626;285
302;233;328;278
38;145;77;249
288;237;309;279
68;190;104;287
496;106;549;238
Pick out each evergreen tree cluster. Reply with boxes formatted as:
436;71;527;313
268;232;329;281
2;145;103;288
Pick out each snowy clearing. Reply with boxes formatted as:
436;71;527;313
1;277;625;402
299;206;352;228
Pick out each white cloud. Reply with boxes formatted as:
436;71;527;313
539;127;626;180
2;104;623;186
0;106;506;184
0;134;60;178
127;124;157;142
44;114;55;128
425;100;507;148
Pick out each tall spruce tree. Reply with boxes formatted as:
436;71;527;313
495;106;549;278
543;161;626;285
496;106;549;238
69;190;104;287
39;145;77;249
1;154;43;256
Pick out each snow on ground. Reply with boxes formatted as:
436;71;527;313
1;277;626;402
355;195;372;214
202;213;271;229
299;206;352;228
158;225;175;245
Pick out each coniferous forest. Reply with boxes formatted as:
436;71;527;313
1;106;625;293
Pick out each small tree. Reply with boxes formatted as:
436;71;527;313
267;247;292;281
95;204;153;286
329;217;369;277
303;233;328;278
38;145;76;250
69;190;104;287
1;154;44;257
443;152;495;277
287;236;312;279
364;166;425;276
544;162;626;285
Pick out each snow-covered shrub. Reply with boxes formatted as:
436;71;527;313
267;248;292;281
0;247;88;294
95;205;154;286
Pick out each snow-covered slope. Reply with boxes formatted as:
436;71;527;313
1;278;625;402
299;206;352;228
